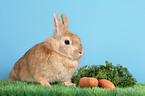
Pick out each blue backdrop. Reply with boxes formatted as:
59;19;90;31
0;0;145;83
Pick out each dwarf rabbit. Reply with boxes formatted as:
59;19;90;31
9;13;83;87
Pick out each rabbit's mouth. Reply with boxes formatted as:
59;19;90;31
54;49;82;60
60;53;81;60
71;54;83;60
74;56;82;60
71;50;83;60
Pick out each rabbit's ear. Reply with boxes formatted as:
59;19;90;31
54;13;63;32
61;14;68;29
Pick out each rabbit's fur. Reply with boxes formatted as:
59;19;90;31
9;14;83;87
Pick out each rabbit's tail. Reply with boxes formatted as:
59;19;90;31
9;69;19;81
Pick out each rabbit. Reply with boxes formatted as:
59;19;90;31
9;13;83;87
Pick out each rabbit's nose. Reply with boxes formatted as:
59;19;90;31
79;52;82;54
79;50;83;55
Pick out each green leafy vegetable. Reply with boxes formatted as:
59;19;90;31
72;61;137;87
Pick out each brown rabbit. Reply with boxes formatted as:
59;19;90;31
9;13;83;87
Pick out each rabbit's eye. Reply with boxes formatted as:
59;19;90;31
65;40;70;45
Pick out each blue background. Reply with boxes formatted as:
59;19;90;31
0;0;145;83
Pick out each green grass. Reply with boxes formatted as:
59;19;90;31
0;79;145;96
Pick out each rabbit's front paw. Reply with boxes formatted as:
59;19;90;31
36;77;51;87
40;81;51;87
63;82;76;87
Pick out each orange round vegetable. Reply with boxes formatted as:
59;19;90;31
99;79;115;89
79;77;98;87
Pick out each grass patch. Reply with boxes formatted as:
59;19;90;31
0;79;145;96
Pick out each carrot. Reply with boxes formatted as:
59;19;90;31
99;79;115;89
79;77;98;87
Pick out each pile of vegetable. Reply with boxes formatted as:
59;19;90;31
72;61;137;87
79;77;115;89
